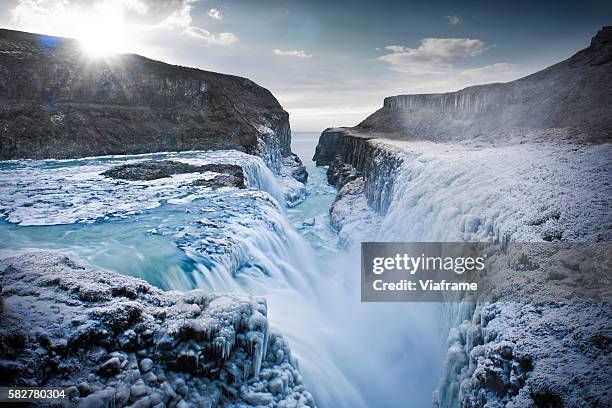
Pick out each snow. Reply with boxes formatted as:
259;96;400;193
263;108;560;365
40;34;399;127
0;252;315;407
326;135;612;407
0;150;300;226
332;138;611;244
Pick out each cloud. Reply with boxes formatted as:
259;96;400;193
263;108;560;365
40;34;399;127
184;27;238;46
157;0;196;28
207;8;222;20
7;0;239;50
378;37;487;74
11;0;191;28
446;15;462;26
274;49;312;58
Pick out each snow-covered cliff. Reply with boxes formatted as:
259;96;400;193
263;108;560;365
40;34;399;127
0;252;315;407
314;27;612;406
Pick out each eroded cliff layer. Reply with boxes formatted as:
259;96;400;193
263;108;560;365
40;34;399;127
0;29;291;165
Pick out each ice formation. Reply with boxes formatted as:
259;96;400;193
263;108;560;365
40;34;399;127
319;132;612;406
327;137;611;244
0;252;315;407
0;150;302;226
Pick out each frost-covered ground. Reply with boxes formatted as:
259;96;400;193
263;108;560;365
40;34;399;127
0;252;315;407
332;138;611;244
0;150;305;226
328;136;612;407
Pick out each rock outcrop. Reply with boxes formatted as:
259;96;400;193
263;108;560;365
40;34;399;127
102;160;246;188
0;252;315;407
0;28;296;173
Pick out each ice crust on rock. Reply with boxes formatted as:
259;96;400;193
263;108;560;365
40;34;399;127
436;302;612;407
327;137;611;244
0;252;316;407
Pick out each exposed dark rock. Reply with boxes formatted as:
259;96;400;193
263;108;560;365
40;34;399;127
312;129;345;166
102;160;246;189
191;174;244;189
0;252;315;407
102;160;204;181
0;28;292;163
326;160;361;189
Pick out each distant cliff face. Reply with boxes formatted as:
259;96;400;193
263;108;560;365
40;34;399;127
353;26;612;144
0;29;291;165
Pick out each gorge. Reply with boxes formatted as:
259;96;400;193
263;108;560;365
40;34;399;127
1;25;611;408
313;26;612;407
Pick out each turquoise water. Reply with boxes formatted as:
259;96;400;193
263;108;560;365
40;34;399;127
287;133;340;251
0;209;193;289
0;134;446;408
0;134;337;286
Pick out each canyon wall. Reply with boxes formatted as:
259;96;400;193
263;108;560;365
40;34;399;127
314;27;612;407
0;29;293;172
316;26;611;150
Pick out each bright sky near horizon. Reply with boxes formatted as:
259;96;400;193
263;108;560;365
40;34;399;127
0;0;610;132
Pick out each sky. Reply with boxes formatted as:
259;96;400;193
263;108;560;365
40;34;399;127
0;0;611;131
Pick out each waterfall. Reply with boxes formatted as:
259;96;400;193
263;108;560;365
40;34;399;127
241;158;286;206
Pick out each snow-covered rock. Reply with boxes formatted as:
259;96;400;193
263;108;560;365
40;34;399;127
0;252;316;407
436;302;612;407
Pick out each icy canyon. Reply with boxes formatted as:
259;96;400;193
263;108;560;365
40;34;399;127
0;25;611;408
314;26;612;407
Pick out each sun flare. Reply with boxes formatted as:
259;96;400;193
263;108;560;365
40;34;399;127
76;24;126;58
70;2;132;58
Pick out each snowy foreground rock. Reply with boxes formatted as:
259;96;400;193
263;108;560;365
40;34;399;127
437;302;612;407
0;252;315;408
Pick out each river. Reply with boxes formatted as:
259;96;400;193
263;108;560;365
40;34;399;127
0;132;447;407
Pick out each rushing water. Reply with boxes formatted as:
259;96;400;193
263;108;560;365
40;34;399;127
0;133;447;407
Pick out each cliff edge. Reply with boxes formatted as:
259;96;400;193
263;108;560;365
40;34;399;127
359;26;611;143
0;28;293;171
315;26;612;167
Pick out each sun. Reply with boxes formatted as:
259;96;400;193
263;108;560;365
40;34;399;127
71;2;131;58
77;26;126;58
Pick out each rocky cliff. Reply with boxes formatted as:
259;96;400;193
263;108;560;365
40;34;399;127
314;26;612;167
0;28;295;172
359;26;612;144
